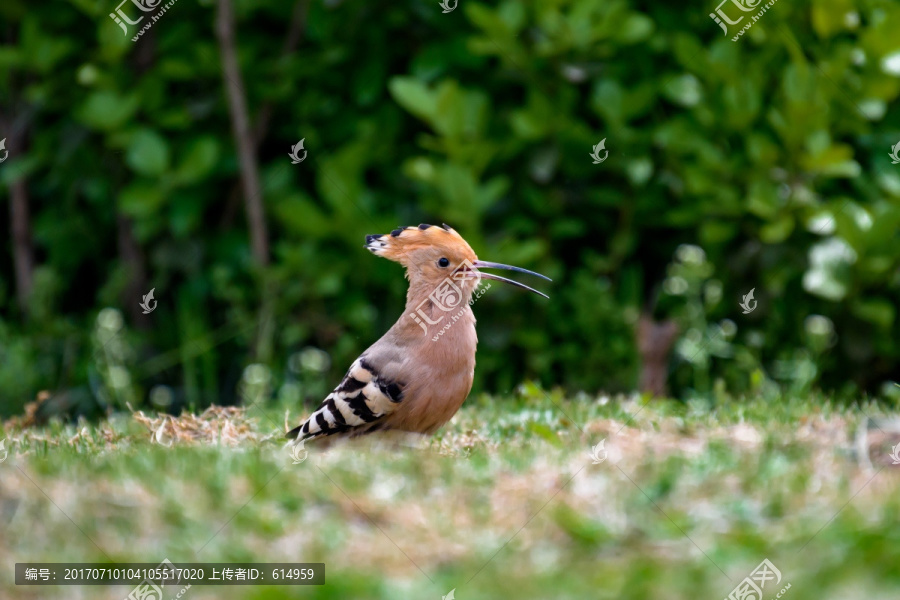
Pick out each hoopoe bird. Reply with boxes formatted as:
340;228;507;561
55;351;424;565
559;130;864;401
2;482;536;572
286;224;549;443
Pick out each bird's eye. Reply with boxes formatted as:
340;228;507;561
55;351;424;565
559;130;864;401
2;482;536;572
438;257;450;268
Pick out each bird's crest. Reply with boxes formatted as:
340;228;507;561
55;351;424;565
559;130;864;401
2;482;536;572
365;224;476;266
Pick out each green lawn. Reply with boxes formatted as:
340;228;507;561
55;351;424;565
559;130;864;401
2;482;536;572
2;389;900;599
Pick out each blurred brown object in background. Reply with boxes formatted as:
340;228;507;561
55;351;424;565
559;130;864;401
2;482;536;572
637;313;679;397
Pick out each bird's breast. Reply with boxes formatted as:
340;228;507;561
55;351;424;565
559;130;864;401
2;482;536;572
387;306;477;434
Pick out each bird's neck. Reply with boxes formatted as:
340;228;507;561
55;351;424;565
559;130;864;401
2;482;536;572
405;276;475;308
397;277;476;340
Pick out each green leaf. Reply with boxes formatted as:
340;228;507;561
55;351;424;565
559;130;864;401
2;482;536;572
76;91;139;131
126;129;170;177
273;195;331;237
527;422;561;446
760;215;794;244
851;298;895;329
119;181;166;219
388;77;438;126
616;13;655;44
173;137;219;185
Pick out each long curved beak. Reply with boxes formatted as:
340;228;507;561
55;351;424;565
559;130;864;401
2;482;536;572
463;260;551;299
473;260;552;282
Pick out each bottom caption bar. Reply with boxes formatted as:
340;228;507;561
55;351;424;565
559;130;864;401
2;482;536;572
16;561;324;585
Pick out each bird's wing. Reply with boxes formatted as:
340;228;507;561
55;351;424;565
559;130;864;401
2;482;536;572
287;355;406;441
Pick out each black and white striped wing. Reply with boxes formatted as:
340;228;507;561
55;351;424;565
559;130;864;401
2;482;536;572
286;357;405;441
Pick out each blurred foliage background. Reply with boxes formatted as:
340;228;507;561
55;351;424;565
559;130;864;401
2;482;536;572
1;0;900;419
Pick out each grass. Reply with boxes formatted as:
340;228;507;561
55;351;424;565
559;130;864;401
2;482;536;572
2;387;900;599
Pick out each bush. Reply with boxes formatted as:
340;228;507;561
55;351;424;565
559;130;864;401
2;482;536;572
0;0;899;416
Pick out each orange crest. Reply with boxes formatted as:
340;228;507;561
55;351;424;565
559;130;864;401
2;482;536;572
365;224;478;272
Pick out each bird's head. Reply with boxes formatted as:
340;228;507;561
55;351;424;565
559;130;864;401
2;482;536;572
365;224;550;298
